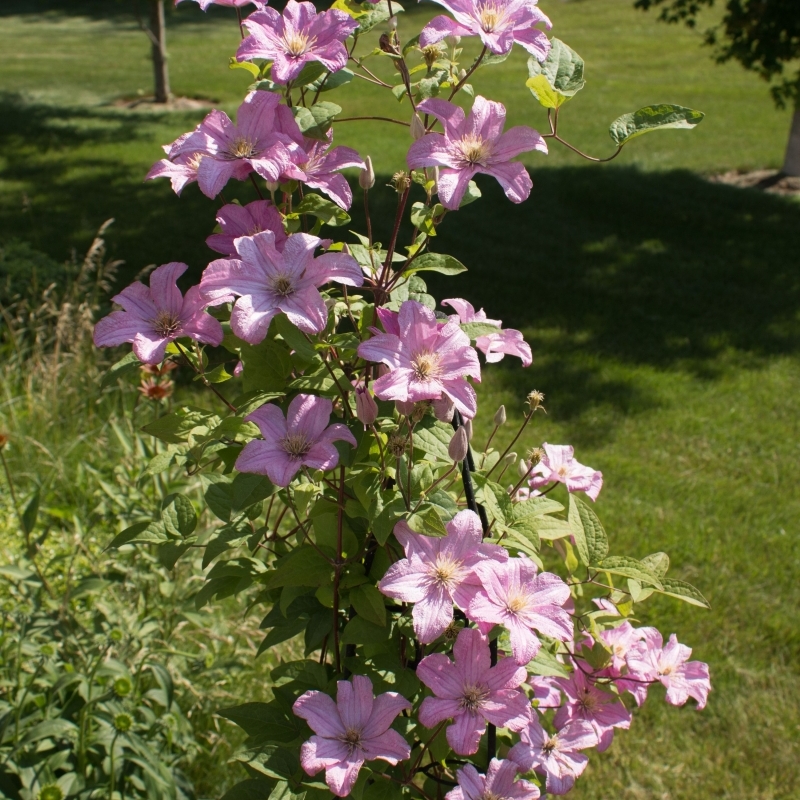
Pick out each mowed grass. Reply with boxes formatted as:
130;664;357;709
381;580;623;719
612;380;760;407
2;1;800;798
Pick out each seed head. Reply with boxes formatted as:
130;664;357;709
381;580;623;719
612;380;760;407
390;171;411;193
526;446;545;466
388;432;407;458
526;390;545;411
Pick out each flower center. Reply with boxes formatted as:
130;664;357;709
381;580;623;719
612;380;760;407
430;554;463;590
505;592;528;615
411;350;442;381
457;134;491;167
270;275;295;297
478;2;507;33
659;665;675;676
459;683;489;712
187;152;204;170
281;433;312;459
542;735;559;755
556;464;570;478
577;687;600;713
340;727;363;754
283;30;314;57
247;224;264;236
152;310;181;337
230;136;256;159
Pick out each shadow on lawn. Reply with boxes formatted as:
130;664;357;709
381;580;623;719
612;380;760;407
2;91;799;428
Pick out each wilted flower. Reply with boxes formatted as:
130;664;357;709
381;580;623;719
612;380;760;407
408;96;547;210
93;262;224;365
420;0;551;60
236;394;357;486
417;627;531;754
236;0;358;84
138;378;174;401
293;675;411;797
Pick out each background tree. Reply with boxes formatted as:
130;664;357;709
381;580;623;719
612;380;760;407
634;0;800;175
134;0;171;103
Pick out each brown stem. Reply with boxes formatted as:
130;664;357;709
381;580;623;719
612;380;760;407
485;409;534;480
333;115;410;126
447;45;487;102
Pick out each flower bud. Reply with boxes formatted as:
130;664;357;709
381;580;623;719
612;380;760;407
446;34;461;47
359;156;375;190
410;113;425;141
448;426;469;463
458;68;467;81
517;458;530;477
493;404;506;426
265;180;280;194
502;451;517;468
355;385;379;426
389;15;398;30
463;418;473;441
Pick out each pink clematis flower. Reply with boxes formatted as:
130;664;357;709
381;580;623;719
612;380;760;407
357;300;481;419
149;92;292;199
200;230;363;342
469;556;573;665
509;717;598;795
145;131;205;195
236;394;356;486
176;0;263;9
417;627;531;755
528;443;603;502
407;96;547;210
626;632;711;710
420;0;551;60
596;622;656;706
293;675;411;797
273;106;365;209
206;200;287;256
93;262;223;365
442;298;532;366
378;510;507;643
528;675;562;708
237;0;358;85
446;759;540;800
552;668;631;752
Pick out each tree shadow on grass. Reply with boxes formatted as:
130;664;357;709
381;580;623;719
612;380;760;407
2;86;799;433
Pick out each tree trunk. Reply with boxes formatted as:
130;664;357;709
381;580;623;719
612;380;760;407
149;0;171;103
781;106;800;177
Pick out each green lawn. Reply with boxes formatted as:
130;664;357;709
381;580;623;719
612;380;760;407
2;1;800;798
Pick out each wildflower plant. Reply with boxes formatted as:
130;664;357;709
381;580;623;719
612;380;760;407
100;0;711;796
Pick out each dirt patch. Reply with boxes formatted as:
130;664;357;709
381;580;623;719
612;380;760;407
110;96;214;112
708;169;800;197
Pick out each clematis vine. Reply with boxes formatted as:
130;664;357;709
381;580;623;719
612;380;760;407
421;0;551;60
443;297;532;366
509;717;598;795
293;675;411;797
236;393;356;486
93;262;223;365
206;200;287;257
528;443;604;501
200;230;363;342
358;300;481;419
469;556;573;665
417;627;531;755
378;510;507;643
236;0;358;84
407;96;547;209
446;759;540;800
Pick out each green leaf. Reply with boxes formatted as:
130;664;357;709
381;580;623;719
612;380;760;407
502;522;540;556
161;493;197;538
350;584;386;626
656;578;710;609
20;719;77;745
513;496;564;520
204;476;233;522
403;252;467;276
479;481;513;526
307;68;354;93
596;556;664;589
289;60;327;87
291;102;342;141
412;421;453;463
406;504;448;537
265;546;333;590
292;194;351;227
221;779;278;800
641;551;670;579
235;745;300;782
21;490;39;535
458;180;481;207
232;473;277;513
608;104;705;146
220;702;300;742
357;0;403;33
341;615;391;644
142;406;219;444
229;57;261;79
460;321;502;339
100;350;141;389
527;648;570;678
239;341;293;393
108;520;170;547
568;495;609;565
526;39;585;109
